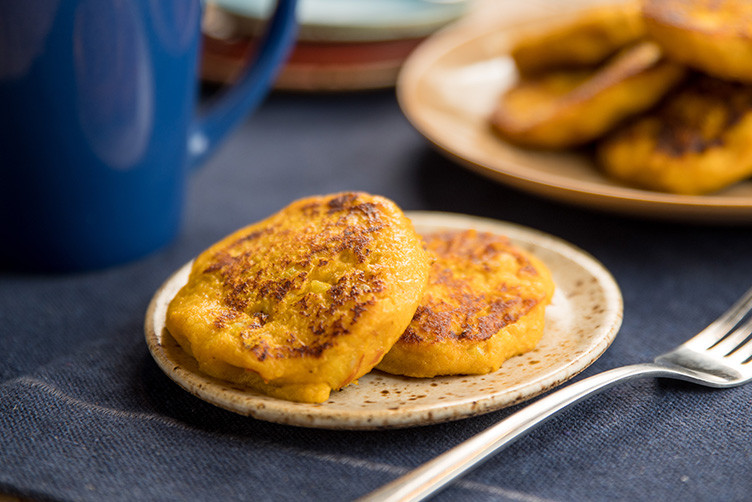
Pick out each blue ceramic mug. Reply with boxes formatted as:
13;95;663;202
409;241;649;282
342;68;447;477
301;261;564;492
0;0;297;271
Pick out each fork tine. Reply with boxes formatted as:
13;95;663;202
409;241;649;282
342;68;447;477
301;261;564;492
709;315;752;357
723;315;752;365
728;342;752;365
692;287;752;349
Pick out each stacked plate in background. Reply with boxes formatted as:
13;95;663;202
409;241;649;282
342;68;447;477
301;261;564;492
201;0;470;91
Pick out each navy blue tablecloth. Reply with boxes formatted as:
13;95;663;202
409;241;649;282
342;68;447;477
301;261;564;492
2;89;752;501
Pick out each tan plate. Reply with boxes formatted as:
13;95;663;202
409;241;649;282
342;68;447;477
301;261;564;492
397;1;752;223
145;212;622;429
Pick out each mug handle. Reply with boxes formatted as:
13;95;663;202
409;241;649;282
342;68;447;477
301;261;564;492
188;0;298;168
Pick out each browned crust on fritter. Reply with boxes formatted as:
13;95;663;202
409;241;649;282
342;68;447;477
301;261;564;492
650;75;752;157
195;194;395;362
376;229;554;378
596;73;752;194
166;191;432;403
510;1;646;77
399;231;541;345
642;0;752;82
643;0;752;39
492;41;686;148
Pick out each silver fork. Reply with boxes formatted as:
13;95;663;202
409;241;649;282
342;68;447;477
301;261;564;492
359;287;752;502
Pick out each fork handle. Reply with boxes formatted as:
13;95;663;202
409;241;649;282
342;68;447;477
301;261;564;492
358;363;677;502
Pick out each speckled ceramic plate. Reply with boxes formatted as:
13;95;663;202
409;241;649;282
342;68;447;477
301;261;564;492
145;212;622;429
397;1;752;222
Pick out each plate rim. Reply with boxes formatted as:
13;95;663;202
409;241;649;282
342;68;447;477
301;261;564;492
145;211;623;429
212;0;470;42
396;5;752;222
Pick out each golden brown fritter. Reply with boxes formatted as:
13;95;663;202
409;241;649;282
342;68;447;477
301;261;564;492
165;192;431;403
376;230;555;378
492;42;686;149
643;0;752;83
511;1;646;77
598;74;752;194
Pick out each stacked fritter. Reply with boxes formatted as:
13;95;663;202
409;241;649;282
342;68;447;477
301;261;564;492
166;193;554;403
492;0;752;195
377;230;554;378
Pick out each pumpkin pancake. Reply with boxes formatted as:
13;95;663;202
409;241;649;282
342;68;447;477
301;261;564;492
643;0;752;83
376;229;555;378
511;0;646;77
597;74;752;194
492;41;686;149
165;192;431;403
